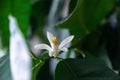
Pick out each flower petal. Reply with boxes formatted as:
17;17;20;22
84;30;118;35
47;31;55;45
60;47;68;52
34;44;52;51
59;35;74;49
49;51;54;57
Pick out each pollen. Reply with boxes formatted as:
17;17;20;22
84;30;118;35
52;37;58;45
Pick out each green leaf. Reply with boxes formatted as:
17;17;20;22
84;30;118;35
0;0;10;48
31;53;50;80
69;0;78;14
31;0;51;40
11;0;31;38
58;0;115;44
0;55;12;80
40;53;50;61
32;53;50;80
55;58;119;80
31;52;50;61
76;29;102;54
32;60;44;80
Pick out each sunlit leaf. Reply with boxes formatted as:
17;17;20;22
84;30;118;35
9;15;32;80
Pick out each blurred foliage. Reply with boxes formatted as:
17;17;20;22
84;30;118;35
0;0;120;80
0;0;10;48
58;0;115;44
31;0;52;40
32;60;44;80
11;0;31;38
55;58;120;80
0;55;12;80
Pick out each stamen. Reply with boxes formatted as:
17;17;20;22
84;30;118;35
52;37;58;45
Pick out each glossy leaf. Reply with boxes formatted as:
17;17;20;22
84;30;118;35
55;58;119;80
0;55;12;80
32;60;44;80
32;53;50;80
40;53;50;61
9;15;32;80
58;0;115;44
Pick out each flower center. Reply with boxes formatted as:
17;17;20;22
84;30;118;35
52;37;58;45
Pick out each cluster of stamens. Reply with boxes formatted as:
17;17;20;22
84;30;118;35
52;37;58;45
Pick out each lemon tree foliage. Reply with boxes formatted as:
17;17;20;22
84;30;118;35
55;58;119;80
0;0;10;48
58;0;115;44
0;0;120;80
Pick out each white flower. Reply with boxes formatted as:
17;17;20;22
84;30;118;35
34;32;74;57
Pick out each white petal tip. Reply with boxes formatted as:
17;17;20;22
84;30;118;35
67;35;74;42
47;31;54;37
47;31;52;36
70;35;74;39
34;45;38;49
60;47;68;52
64;50;68;52
47;31;49;35
69;35;74;42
